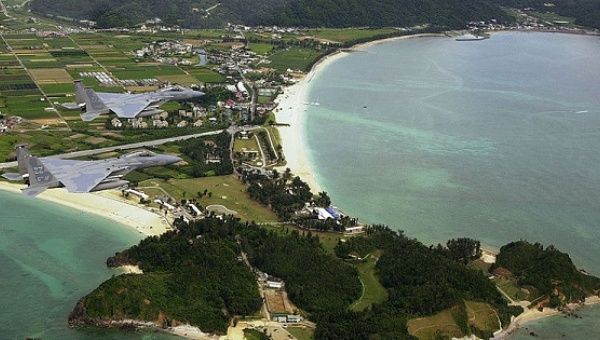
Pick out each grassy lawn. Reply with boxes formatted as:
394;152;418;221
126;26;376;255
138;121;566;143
407;306;464;340
234;136;261;153
465;301;500;333
530;11;575;25
287;326;315;340
139;175;279;223
350;250;388;311
493;277;531;302
308;28;398;43
268;47;322;72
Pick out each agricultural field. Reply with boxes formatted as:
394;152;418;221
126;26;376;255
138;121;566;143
138;175;279;223
268;47;322;72
183;67;226;83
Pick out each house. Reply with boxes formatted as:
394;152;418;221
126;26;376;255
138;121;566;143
286;315;302;323
111;117;122;128
153;120;168;128
266;276;284;289
177;120;188;128
205;154;222;164
193;120;203;127
344;225;365;234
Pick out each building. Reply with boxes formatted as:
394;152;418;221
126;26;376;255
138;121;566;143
344;225;365;234
286;315;302;323
266;276;284;289
111;118;122;128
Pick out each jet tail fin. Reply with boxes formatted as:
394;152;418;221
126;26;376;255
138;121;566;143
74;80;109;121
2;144;31;181
22;156;60;197
15;144;30;176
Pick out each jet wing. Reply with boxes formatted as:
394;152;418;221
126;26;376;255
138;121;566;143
41;158;112;193
97;93;155;119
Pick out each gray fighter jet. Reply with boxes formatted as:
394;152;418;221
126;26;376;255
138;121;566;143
2;145;181;197
62;80;204;122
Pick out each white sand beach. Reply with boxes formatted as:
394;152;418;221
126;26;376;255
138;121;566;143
273;51;347;194
0;182;170;237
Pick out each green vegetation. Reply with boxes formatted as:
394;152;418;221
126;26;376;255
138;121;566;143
30;0;514;29
243;227;362;315
185;67;226;83
314;226;523;339
309;28;398;43
71;218;263;334
139;175;279;223
268;48;322;72
287;327;315;340
350;251;389;312
493;241;600;306
247;43;274;55
493;0;600;29
243;329;270;340
243;168;313;220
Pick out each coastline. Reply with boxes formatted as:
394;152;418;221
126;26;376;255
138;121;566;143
0;181;170;237
492;296;600;339
273;32;447;194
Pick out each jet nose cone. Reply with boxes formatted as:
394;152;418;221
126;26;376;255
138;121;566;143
167;155;183;164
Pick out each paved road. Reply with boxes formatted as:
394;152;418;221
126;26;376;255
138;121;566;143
0;129;224;169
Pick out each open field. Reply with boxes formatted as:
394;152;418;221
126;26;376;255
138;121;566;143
286;327;314;340
184;67;226;83
264;289;288;314
29;68;72;83
248;42;274;55
465;301;500;333
308;28;398;43
350;250;388;311
139;175;279;223
268;48;322;72
407;306;464;340
493;277;533;302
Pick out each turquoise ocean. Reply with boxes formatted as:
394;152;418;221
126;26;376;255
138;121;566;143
0;190;178;339
303;32;600;337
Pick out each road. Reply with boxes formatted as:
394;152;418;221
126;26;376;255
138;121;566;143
0;0;12;19
0;129;224;170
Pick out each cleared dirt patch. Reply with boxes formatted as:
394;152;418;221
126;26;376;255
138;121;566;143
29;68;73;84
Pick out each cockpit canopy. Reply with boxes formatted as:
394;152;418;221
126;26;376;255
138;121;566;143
121;150;156;158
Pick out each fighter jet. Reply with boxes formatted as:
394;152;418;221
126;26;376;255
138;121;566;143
2;145;181;197
62;80;204;122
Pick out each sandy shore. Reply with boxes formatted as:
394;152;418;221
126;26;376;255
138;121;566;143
273;32;447;194
492;296;600;339
0;182;170;237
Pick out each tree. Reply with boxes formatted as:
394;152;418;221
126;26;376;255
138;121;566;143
446;238;481;264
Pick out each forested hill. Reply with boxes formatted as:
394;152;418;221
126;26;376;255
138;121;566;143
29;0;513;28
492;0;600;28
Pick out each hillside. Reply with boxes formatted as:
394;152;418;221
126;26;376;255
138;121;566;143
29;0;513;28
493;241;600;307
493;0;600;28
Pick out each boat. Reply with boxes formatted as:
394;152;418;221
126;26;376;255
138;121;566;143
455;34;489;41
